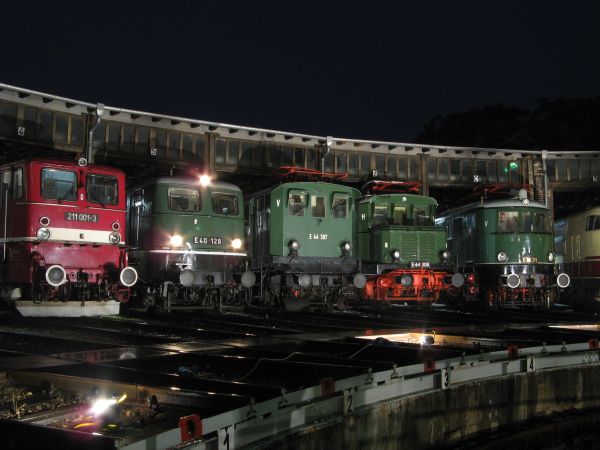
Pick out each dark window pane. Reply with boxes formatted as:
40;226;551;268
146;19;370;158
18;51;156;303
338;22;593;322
215;139;226;165
227;141;239;167
450;160;460;181
312;196;325;217
427;159;436;181
168;132;180;160
240;142;252;168
498;161;508;183
37;110;53;141
212;192;239;215
169;187;201;212
182;134;193;160
0;102;17;136
194;135;205;162
23;106;37;139
556;160;567;181
87;174;118;205
136;127;149;154
375;155;385;173
281;146;293;166
41;168;76;201
387;156;397;177
307;149;318;170
438;159;449;181
360;154;370;175
54;113;68;143
294;148;305;167
398;157;407;179
336;152;347;173
122;125;134;152
324;152;334;172
460;160;471;182
71;116;84;146
486;161;497;182
92;122;106;151
348;154;358;175
568;160;579;181
476;161;486;182
152;129;166;158
266;145;280;169
252;144;265;168
107;123;120;152
409;158;420;180
545;159;555;181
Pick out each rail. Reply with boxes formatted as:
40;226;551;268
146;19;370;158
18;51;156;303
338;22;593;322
120;340;600;449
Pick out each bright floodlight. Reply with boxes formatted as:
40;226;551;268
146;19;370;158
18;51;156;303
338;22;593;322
199;175;211;186
231;238;242;249
170;234;183;247
90;394;126;417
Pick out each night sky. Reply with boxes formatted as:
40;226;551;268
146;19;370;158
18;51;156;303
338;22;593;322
2;1;600;142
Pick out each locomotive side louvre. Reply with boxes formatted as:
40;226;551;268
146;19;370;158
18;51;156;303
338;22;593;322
437;198;569;308
554;206;600;305
246;181;364;310
0;158;137;304
356;193;455;304
128;177;249;311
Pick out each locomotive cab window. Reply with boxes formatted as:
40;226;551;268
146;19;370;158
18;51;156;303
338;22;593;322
393;206;407;225
212;192;239;216
373;204;388;226
414;207;430;226
41;168;77;201
87;174;118;205
331;194;348;219
288;192;305;216
497;211;519;233
312;196;325;218
586;215;600;231
523;211;551;233
168;187;201;212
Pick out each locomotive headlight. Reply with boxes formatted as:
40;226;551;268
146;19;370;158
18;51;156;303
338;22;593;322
547;252;554;262
170;234;183;247
36;227;50;241
392;250;401;260
231;238;242;249
288;240;300;251
497;251;508;262
199;175;211;186
440;250;450;262
341;241;352;252
109;232;121;245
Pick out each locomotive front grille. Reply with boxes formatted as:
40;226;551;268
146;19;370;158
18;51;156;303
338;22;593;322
417;232;437;261
400;234;418;260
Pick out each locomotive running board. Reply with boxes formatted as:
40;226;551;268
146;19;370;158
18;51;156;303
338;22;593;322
15;300;120;317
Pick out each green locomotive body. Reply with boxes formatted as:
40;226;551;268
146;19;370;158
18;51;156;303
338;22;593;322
247;181;365;310
437;197;569;307
128;177;251;310
356;193;455;303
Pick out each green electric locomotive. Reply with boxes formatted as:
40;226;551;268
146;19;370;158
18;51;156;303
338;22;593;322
247;179;365;310
356;181;456;304
436;188;570;308
127;175;252;310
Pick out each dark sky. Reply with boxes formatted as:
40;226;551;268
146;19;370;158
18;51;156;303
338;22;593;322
2;1;600;142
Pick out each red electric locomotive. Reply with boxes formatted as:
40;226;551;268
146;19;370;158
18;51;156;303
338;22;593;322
0;158;137;308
